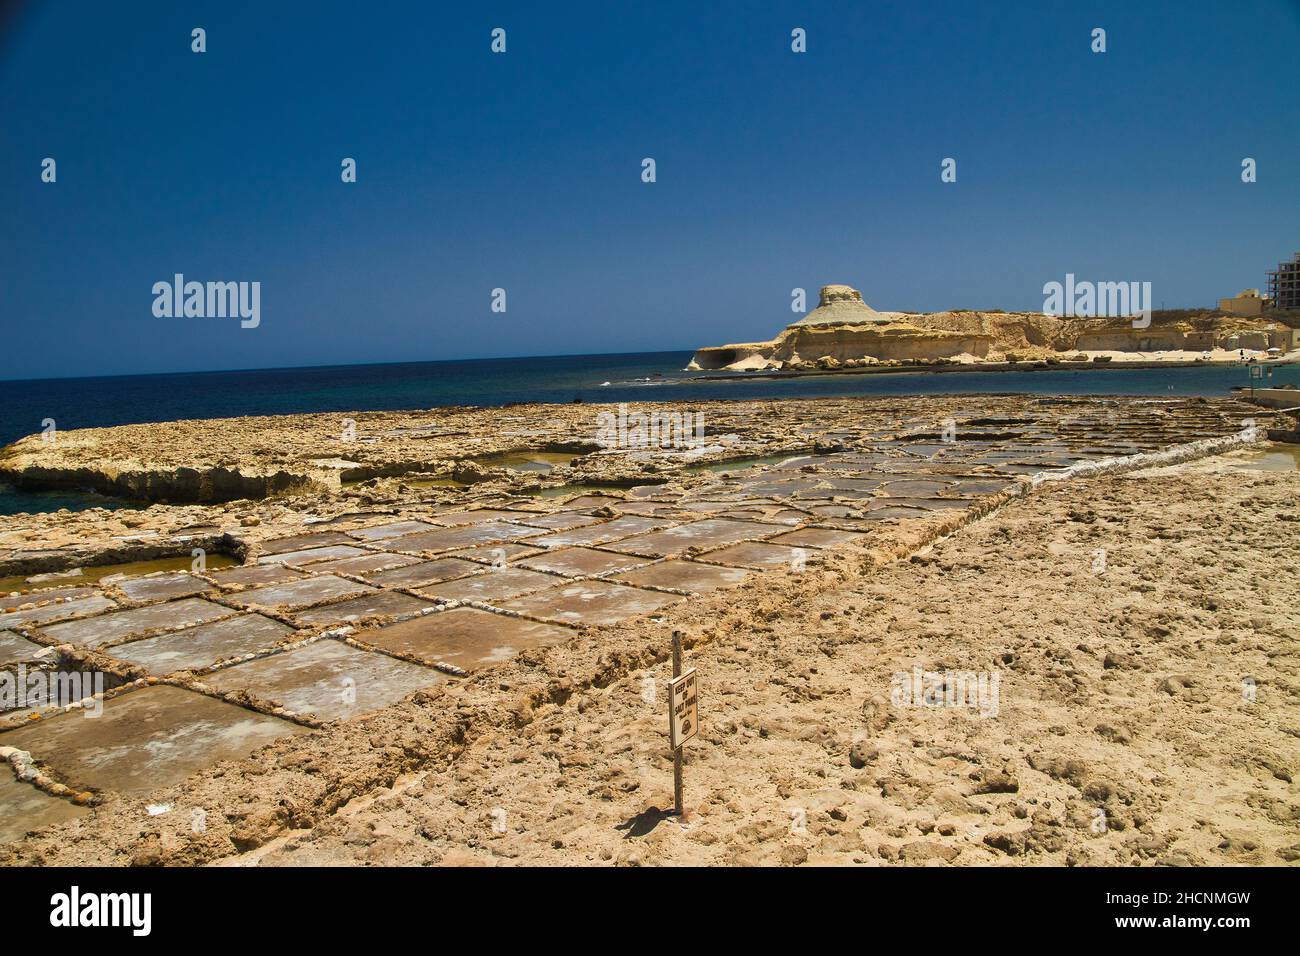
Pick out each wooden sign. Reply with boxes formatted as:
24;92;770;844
669;668;698;749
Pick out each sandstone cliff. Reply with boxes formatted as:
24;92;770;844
689;285;1295;371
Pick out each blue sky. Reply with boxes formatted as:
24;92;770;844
2;0;1297;380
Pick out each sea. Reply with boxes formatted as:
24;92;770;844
1;351;1293;516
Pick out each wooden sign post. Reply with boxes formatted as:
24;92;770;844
668;630;698;817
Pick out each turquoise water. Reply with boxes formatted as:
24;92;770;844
1;351;1291;514
0;482;145;516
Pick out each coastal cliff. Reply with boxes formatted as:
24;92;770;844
689;284;1299;371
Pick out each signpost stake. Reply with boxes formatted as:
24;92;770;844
671;630;684;817
667;629;697;818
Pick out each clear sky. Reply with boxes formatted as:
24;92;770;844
2;0;1297;380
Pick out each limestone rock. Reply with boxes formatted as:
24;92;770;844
788;284;888;328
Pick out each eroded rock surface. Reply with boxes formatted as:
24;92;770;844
0;394;1289;865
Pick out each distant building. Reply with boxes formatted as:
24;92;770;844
1218;288;1267;316
1223;331;1271;350
1267;253;1300;312
1269;327;1300;351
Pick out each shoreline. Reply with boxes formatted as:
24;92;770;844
4;354;1294;452
0;393;1276;515
1;392;1293;521
690;355;1300;382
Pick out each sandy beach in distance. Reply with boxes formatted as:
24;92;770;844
694;351;1300;382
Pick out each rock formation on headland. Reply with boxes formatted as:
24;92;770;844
787;284;888;327
688;283;1300;372
690;285;994;371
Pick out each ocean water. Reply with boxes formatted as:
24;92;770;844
0;351;1291;515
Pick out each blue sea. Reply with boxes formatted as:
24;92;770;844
1;351;1292;515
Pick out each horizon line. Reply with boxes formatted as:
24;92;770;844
1;302;1239;386
0;347;701;387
